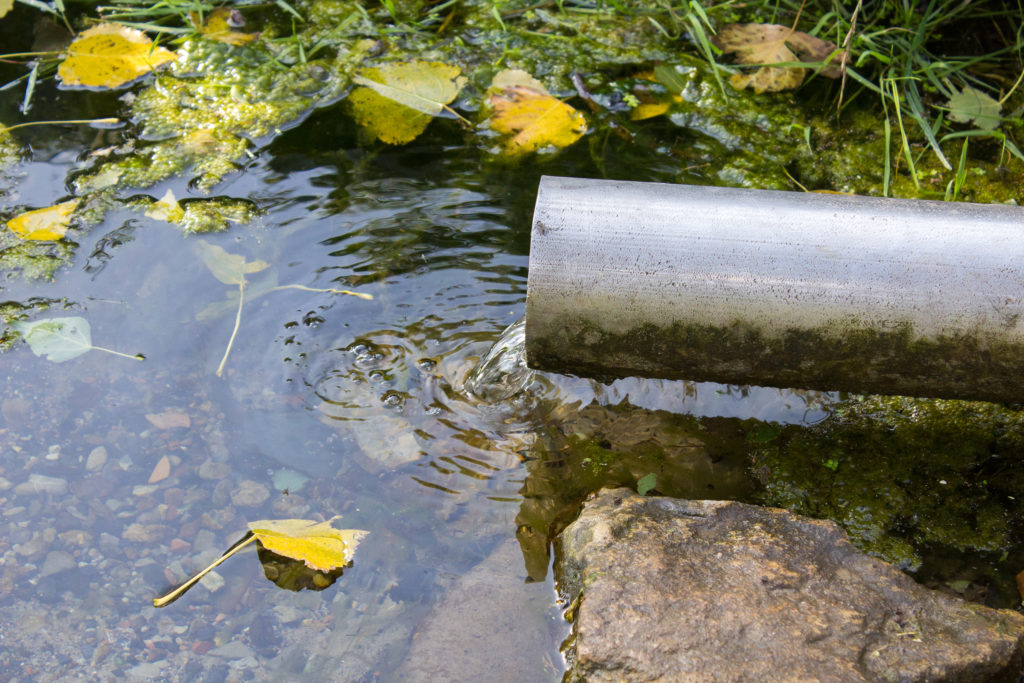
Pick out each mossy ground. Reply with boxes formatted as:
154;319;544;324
750;395;1024;604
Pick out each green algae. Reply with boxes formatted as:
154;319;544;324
750;395;1024;572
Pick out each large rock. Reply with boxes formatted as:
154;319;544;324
558;488;1024;682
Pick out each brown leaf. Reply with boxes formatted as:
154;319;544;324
148;455;171;483
715;23;841;93
1016;569;1024;602
146;410;191;429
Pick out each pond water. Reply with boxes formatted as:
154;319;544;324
3;25;1024;682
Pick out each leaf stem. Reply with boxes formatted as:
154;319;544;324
153;533;257;608
272;284;373;300
3;118;120;132
90;345;145;361
216;281;245;377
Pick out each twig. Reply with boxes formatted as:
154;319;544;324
836;0;863;117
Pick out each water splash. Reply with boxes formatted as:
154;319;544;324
465;317;535;402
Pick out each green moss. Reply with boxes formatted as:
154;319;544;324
751;396;1024;570
530;318;1024;404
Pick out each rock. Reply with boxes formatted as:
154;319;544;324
197;459;230;480
14;474;68;496
40;550;77;577
559;488;1024;682
394;539;563;681
230;480;270;507
122;523;170;543
199;570;225;594
208;639;253;659
85;446;107;471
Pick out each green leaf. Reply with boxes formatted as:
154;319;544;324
947;85;1001;131
195;239;269;285
12;316;93;362
637;472;657;496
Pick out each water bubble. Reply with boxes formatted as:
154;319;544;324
381;391;404;409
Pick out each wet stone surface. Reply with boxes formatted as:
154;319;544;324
558;488;1024;682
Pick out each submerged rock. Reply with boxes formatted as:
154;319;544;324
558;488;1024;682
395;539;564;681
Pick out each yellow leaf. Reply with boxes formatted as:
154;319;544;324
0;0;14;19
715;23;841;93
145;189;185;223
58;23;177;89
349;61;465;144
7;199;81;240
631;101;671;121
248;518;368;572
190;8;258;46
488;85;586;154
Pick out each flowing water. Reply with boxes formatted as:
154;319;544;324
3;55;1024;683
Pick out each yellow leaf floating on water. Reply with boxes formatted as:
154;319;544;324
57;23;177;89
349;61;465;144
190;8;258;46
249;518;368;572
153;516;367;606
7;199;81;240
487;70;586;154
714;23;841;93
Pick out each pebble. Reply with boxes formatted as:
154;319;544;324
122;523;170;543
208;640;253;659
40;550;76;577
14;474;69;496
127;661;168;680
199;570;225;593
0;477;11;491
58;530;92;547
197;460;231;480
45;445;61;461
85;446;107;471
230;480;270;507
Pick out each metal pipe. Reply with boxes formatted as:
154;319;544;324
525;176;1024;403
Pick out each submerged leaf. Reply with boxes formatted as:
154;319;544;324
12;316;93;362
947;85;1001;131
349;61;465;144
637;472;657;496
7;199;80;240
487;72;586;154
57;23;177;89
715;23;840;93
248;517;368;572
195;239;269;285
